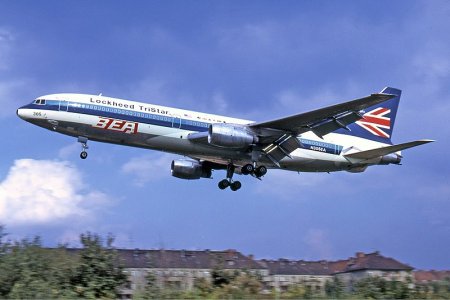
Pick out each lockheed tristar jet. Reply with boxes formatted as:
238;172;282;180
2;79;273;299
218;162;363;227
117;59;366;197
17;87;433;191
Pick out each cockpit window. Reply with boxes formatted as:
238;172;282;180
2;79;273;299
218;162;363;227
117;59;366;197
34;99;45;105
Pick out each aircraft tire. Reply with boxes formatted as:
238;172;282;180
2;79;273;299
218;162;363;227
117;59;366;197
230;181;242;191
255;166;267;177
241;164;254;175
218;179;230;190
80;151;88;159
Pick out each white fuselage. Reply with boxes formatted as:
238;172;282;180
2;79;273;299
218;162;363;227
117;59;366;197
17;93;390;173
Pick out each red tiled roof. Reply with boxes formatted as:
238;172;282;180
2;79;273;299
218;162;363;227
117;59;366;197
116;249;265;270
335;252;413;273
259;252;413;276
260;259;332;276
414;270;450;282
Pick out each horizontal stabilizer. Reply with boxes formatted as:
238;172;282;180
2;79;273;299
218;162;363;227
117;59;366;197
344;139;434;159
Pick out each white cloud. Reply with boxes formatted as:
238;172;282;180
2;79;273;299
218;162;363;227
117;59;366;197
121;153;174;186
0;159;112;226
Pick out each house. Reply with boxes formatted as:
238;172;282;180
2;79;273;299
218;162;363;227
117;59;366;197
257;251;413;294
116;249;267;298
259;259;333;293
414;270;450;283
333;252;413;289
63;247;417;297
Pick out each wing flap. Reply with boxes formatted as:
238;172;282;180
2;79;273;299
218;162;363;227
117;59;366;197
262;134;301;165
344;139;434;159
309;111;362;138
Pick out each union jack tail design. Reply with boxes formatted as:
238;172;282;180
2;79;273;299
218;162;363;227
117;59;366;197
356;107;391;138
335;87;401;144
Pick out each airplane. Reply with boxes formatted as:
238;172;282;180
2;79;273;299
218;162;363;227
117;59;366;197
17;87;433;191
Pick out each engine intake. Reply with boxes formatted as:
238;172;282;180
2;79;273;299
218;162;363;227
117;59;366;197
171;159;212;180
208;124;257;148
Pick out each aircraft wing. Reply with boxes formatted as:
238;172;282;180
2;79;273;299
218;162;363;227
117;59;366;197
344;139;434;160
189;89;396;166
249;92;394;137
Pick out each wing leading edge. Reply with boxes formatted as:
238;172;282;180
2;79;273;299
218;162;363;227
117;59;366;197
249;91;395;137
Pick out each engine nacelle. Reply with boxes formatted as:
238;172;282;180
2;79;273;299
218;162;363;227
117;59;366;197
171;159;212;180
346;165;368;173
208;124;257;148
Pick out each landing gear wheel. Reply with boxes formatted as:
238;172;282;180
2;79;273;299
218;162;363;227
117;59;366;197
241;164;254;175
218;179;230;190
230;181;242;191
254;166;267;177
80;151;88;159
78;136;89;160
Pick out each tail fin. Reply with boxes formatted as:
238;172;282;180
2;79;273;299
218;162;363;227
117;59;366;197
337;87;401;144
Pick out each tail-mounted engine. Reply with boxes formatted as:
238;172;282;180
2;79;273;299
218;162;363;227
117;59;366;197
171;159;212;180
208;124;258;148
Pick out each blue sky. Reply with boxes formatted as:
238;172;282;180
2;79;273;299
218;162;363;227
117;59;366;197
1;1;449;269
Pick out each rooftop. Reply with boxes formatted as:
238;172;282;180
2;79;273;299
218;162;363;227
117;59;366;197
116;248;265;270
63;248;415;275
414;270;450;282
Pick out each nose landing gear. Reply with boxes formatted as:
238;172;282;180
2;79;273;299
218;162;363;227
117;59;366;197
78;136;89;159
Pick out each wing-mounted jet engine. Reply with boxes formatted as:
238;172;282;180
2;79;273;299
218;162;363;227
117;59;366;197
171;159;212;180
208;124;258;148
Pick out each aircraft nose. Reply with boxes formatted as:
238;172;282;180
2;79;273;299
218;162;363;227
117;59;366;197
17;108;23;119
16;106;29;120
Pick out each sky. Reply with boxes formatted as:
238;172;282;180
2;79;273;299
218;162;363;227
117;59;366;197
0;1;449;270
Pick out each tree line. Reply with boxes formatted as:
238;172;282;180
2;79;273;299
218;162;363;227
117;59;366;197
0;225;449;299
0;226;126;299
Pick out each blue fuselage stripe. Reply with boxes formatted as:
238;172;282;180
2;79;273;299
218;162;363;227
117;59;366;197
299;138;343;155
26;100;211;132
25;100;343;155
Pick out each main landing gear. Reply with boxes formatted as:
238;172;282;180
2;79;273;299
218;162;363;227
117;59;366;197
218;164;242;191
240;163;267;178
78;136;89;159
217;163;268;191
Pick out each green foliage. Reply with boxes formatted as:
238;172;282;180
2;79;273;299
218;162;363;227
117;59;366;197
193;277;214;297
325;276;345;298
211;271;263;299
1;225;450;299
0;227;126;299
0;233;77;299
70;232;128;299
211;267;238;287
353;276;411;299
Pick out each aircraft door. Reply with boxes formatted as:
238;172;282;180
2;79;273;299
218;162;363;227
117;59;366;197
59;100;69;112
172;116;181;129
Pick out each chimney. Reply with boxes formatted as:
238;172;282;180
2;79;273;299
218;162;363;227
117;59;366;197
356;252;365;258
